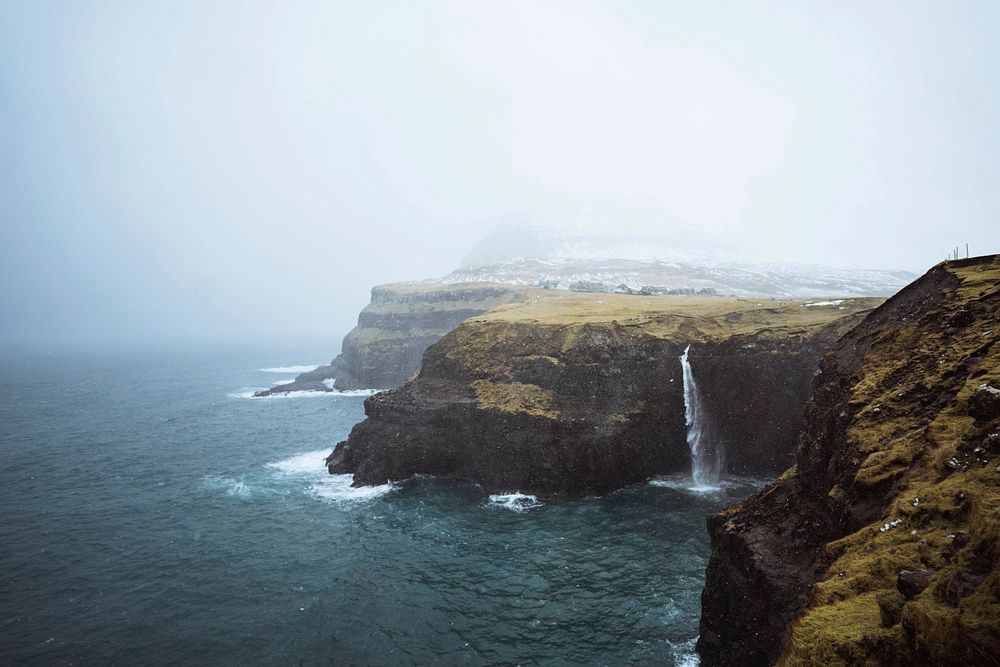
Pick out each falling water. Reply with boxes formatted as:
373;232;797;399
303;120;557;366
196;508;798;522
679;345;720;487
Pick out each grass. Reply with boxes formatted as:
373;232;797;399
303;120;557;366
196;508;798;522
778;257;1000;664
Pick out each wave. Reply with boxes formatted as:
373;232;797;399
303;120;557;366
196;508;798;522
310;475;395;503
667;637;699;667
487;492;543;512
260;365;320;373
201;475;258;499
268;449;395;503
229;388;378;399
267;449;331;474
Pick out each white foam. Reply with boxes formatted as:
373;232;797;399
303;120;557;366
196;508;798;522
267;449;331;474
261;365;320;373
274;378;296;386
487;492;543;512
649;478;723;494
268;450;395;503
202;475;256;499
648;475;726;494
803;299;845;307
310;474;395;502
668;637;700;666
229;388;377;399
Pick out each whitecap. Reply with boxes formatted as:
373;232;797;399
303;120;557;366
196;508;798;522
260;365;320;373
267;449;331;474
309;475;395;503
267;450;395;503
487;492;543;512
229;389;374;399
202;475;256;499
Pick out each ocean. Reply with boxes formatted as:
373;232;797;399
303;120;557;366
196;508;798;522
0;341;762;665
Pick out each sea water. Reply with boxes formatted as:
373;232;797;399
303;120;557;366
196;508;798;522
0;341;762;665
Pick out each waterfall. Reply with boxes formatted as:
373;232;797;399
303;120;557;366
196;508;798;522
679;345;720;487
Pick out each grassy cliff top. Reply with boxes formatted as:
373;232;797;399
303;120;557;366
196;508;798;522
473;290;884;339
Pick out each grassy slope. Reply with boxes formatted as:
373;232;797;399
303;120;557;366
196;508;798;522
781;259;1000;665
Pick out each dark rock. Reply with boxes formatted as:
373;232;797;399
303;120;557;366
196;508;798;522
327;299;872;495
969;383;1000;421
940;532;971;561
260;283;527;395
897;569;934;599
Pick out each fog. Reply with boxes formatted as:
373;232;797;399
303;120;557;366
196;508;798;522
2;1;998;345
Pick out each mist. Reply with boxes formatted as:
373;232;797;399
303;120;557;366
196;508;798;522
2;1;998;345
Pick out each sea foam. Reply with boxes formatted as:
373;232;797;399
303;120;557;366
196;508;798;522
487;492;543;512
229;388;377;399
268;449;395;503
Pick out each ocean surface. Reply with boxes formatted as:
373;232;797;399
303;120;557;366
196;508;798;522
0;342;763;666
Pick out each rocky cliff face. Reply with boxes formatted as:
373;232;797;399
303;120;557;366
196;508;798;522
698;255;1000;666
327;292;880;495
255;283;527;396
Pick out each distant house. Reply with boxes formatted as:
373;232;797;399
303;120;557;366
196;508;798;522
537;279;560;289
569;280;612;293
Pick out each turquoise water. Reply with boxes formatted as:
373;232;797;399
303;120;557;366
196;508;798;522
0;342;760;665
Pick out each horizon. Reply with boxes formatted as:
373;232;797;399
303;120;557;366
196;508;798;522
2;1;998;344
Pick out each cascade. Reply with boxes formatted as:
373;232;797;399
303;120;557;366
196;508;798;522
679;345;720;486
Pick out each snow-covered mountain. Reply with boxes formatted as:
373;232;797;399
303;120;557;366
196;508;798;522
439;227;915;298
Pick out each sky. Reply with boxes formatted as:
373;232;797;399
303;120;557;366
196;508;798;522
1;1;998;344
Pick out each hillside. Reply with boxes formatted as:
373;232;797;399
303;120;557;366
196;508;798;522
698;255;1000;665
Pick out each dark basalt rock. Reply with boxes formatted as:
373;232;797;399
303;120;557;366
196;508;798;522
969;383;1000;421
327;297;875;496
898;569;935;599
256;283;527;396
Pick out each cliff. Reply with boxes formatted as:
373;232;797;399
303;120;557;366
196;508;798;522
326;292;881;495
698;255;1000;665
255;283;527;395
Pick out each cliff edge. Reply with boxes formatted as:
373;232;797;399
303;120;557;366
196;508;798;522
256;283;527;395
327;292;880;495
698;255;1000;665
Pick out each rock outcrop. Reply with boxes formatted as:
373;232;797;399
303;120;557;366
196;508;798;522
327;292;881;495
698;255;1000;666
255;283;527;396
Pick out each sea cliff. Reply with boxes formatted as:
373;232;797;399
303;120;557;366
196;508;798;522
327;292;880;495
256;283;526;395
698;255;1000;665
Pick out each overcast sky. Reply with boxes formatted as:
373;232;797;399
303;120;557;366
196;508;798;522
2;1;998;344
